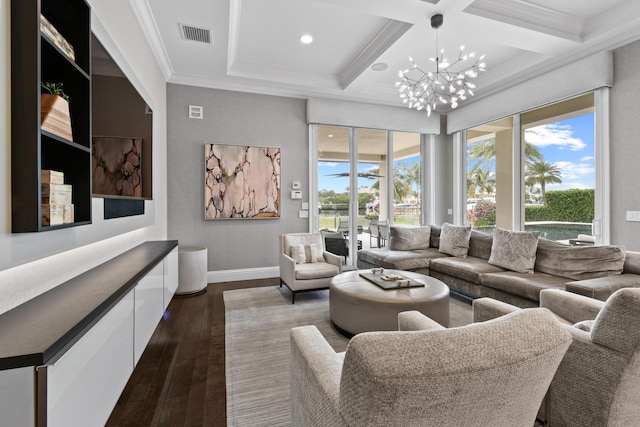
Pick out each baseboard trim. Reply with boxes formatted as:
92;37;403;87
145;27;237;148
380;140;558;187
207;266;279;283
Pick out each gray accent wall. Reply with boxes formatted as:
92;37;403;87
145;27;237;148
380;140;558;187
611;40;640;250
167;84;309;272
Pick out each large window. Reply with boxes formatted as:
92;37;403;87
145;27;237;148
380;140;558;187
465;93;595;243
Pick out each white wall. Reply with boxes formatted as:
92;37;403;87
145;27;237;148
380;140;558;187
0;0;168;314
610;40;640;250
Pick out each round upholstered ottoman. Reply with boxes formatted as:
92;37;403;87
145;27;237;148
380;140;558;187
330;269;450;335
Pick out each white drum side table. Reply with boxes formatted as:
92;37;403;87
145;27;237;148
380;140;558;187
177;246;208;295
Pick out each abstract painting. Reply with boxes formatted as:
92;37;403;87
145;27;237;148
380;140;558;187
92;136;142;197
205;144;281;219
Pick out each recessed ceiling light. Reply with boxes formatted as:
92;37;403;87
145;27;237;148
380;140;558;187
300;34;313;44
371;62;388;71
328;134;334;138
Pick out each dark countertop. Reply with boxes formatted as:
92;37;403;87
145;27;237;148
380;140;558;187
0;240;178;371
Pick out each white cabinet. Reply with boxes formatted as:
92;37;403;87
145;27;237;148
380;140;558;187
0;367;35;426
0;241;178;426
134;262;164;364
164;247;179;310
46;290;135;427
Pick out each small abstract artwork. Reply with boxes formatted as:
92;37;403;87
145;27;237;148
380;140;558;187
92;136;142;197
205;144;281;219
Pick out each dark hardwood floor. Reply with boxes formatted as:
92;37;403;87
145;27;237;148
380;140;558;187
106;278;279;427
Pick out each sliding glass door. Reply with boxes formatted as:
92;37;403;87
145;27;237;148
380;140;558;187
315;125;423;267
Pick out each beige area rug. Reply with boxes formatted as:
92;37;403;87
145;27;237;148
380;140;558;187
224;286;473;426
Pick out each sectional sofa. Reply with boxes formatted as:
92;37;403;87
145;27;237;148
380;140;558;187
357;224;640;308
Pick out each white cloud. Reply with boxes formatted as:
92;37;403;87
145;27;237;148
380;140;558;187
553;160;594;181
581;156;594;162
320;162;339;167
525;123;586;151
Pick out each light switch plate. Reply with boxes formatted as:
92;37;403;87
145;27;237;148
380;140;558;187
290;190;302;199
299;210;309;218
626;211;640;221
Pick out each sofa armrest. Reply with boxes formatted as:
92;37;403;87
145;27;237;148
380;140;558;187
398;311;446;331
324;251;343;270
472;298;521;323
540;289;604;323
290;326;344;427
279;252;296;285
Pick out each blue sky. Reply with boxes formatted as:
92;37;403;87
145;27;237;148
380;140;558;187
318;161;379;193
524;112;594;190
318;111;594;193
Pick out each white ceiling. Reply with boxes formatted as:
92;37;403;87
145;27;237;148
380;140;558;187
133;0;640;110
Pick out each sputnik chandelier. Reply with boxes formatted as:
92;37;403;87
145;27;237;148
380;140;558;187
396;13;486;116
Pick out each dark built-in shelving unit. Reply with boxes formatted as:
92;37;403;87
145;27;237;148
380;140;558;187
11;0;92;232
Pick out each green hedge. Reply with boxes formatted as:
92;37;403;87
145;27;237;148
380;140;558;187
525;189;594;223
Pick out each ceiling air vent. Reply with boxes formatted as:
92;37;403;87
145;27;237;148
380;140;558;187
179;23;212;44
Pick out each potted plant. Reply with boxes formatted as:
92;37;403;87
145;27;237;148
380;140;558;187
40;82;73;141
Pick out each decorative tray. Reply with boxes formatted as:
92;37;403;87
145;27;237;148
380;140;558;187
359;272;425;290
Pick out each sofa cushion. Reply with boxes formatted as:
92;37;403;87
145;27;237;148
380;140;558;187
389;226;431;251
623;251;640;274
481;271;568;302
468;230;493;260
565;274;640;301
535;238;626;280
430;256;506;283
294;262;339;280
438;223;472;258
430;225;442;248
488;227;540;274
358;248;447;271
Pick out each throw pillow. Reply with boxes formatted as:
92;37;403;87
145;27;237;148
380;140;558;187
290;244;307;264
308;243;323;262
289;243;323;264
389;226;431;251
438;223;472;258
488;227;540;274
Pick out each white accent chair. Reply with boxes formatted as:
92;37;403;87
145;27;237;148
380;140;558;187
279;233;341;304
473;288;640;426
290;308;571;426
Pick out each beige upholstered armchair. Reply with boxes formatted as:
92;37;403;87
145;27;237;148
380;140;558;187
279;233;342;304
473;288;640;426
290;308;571;426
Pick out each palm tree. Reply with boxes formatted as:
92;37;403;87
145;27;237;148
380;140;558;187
370;167;410;202
468;137;544;172
399;162;420;198
472;167;495;198
526;161;562;205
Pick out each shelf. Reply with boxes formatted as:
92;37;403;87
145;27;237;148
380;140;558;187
11;0;92;233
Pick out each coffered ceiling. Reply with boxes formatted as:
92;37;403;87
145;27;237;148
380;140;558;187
130;0;640;110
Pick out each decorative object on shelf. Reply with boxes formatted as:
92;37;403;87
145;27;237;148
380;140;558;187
395;13;487;116
40;14;75;62
40;82;73;141
41;169;74;226
205;143;281;219
92;137;143;197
